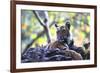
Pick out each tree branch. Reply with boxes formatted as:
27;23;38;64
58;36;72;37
33;11;51;43
33;11;45;27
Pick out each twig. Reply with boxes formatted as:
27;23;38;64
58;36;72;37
33;11;45;27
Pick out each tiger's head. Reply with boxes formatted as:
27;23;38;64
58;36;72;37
55;21;73;45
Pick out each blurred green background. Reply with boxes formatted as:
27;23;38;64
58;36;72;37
21;10;90;53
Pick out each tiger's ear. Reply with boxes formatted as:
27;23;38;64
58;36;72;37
65;21;70;30
55;23;59;31
55;23;58;27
